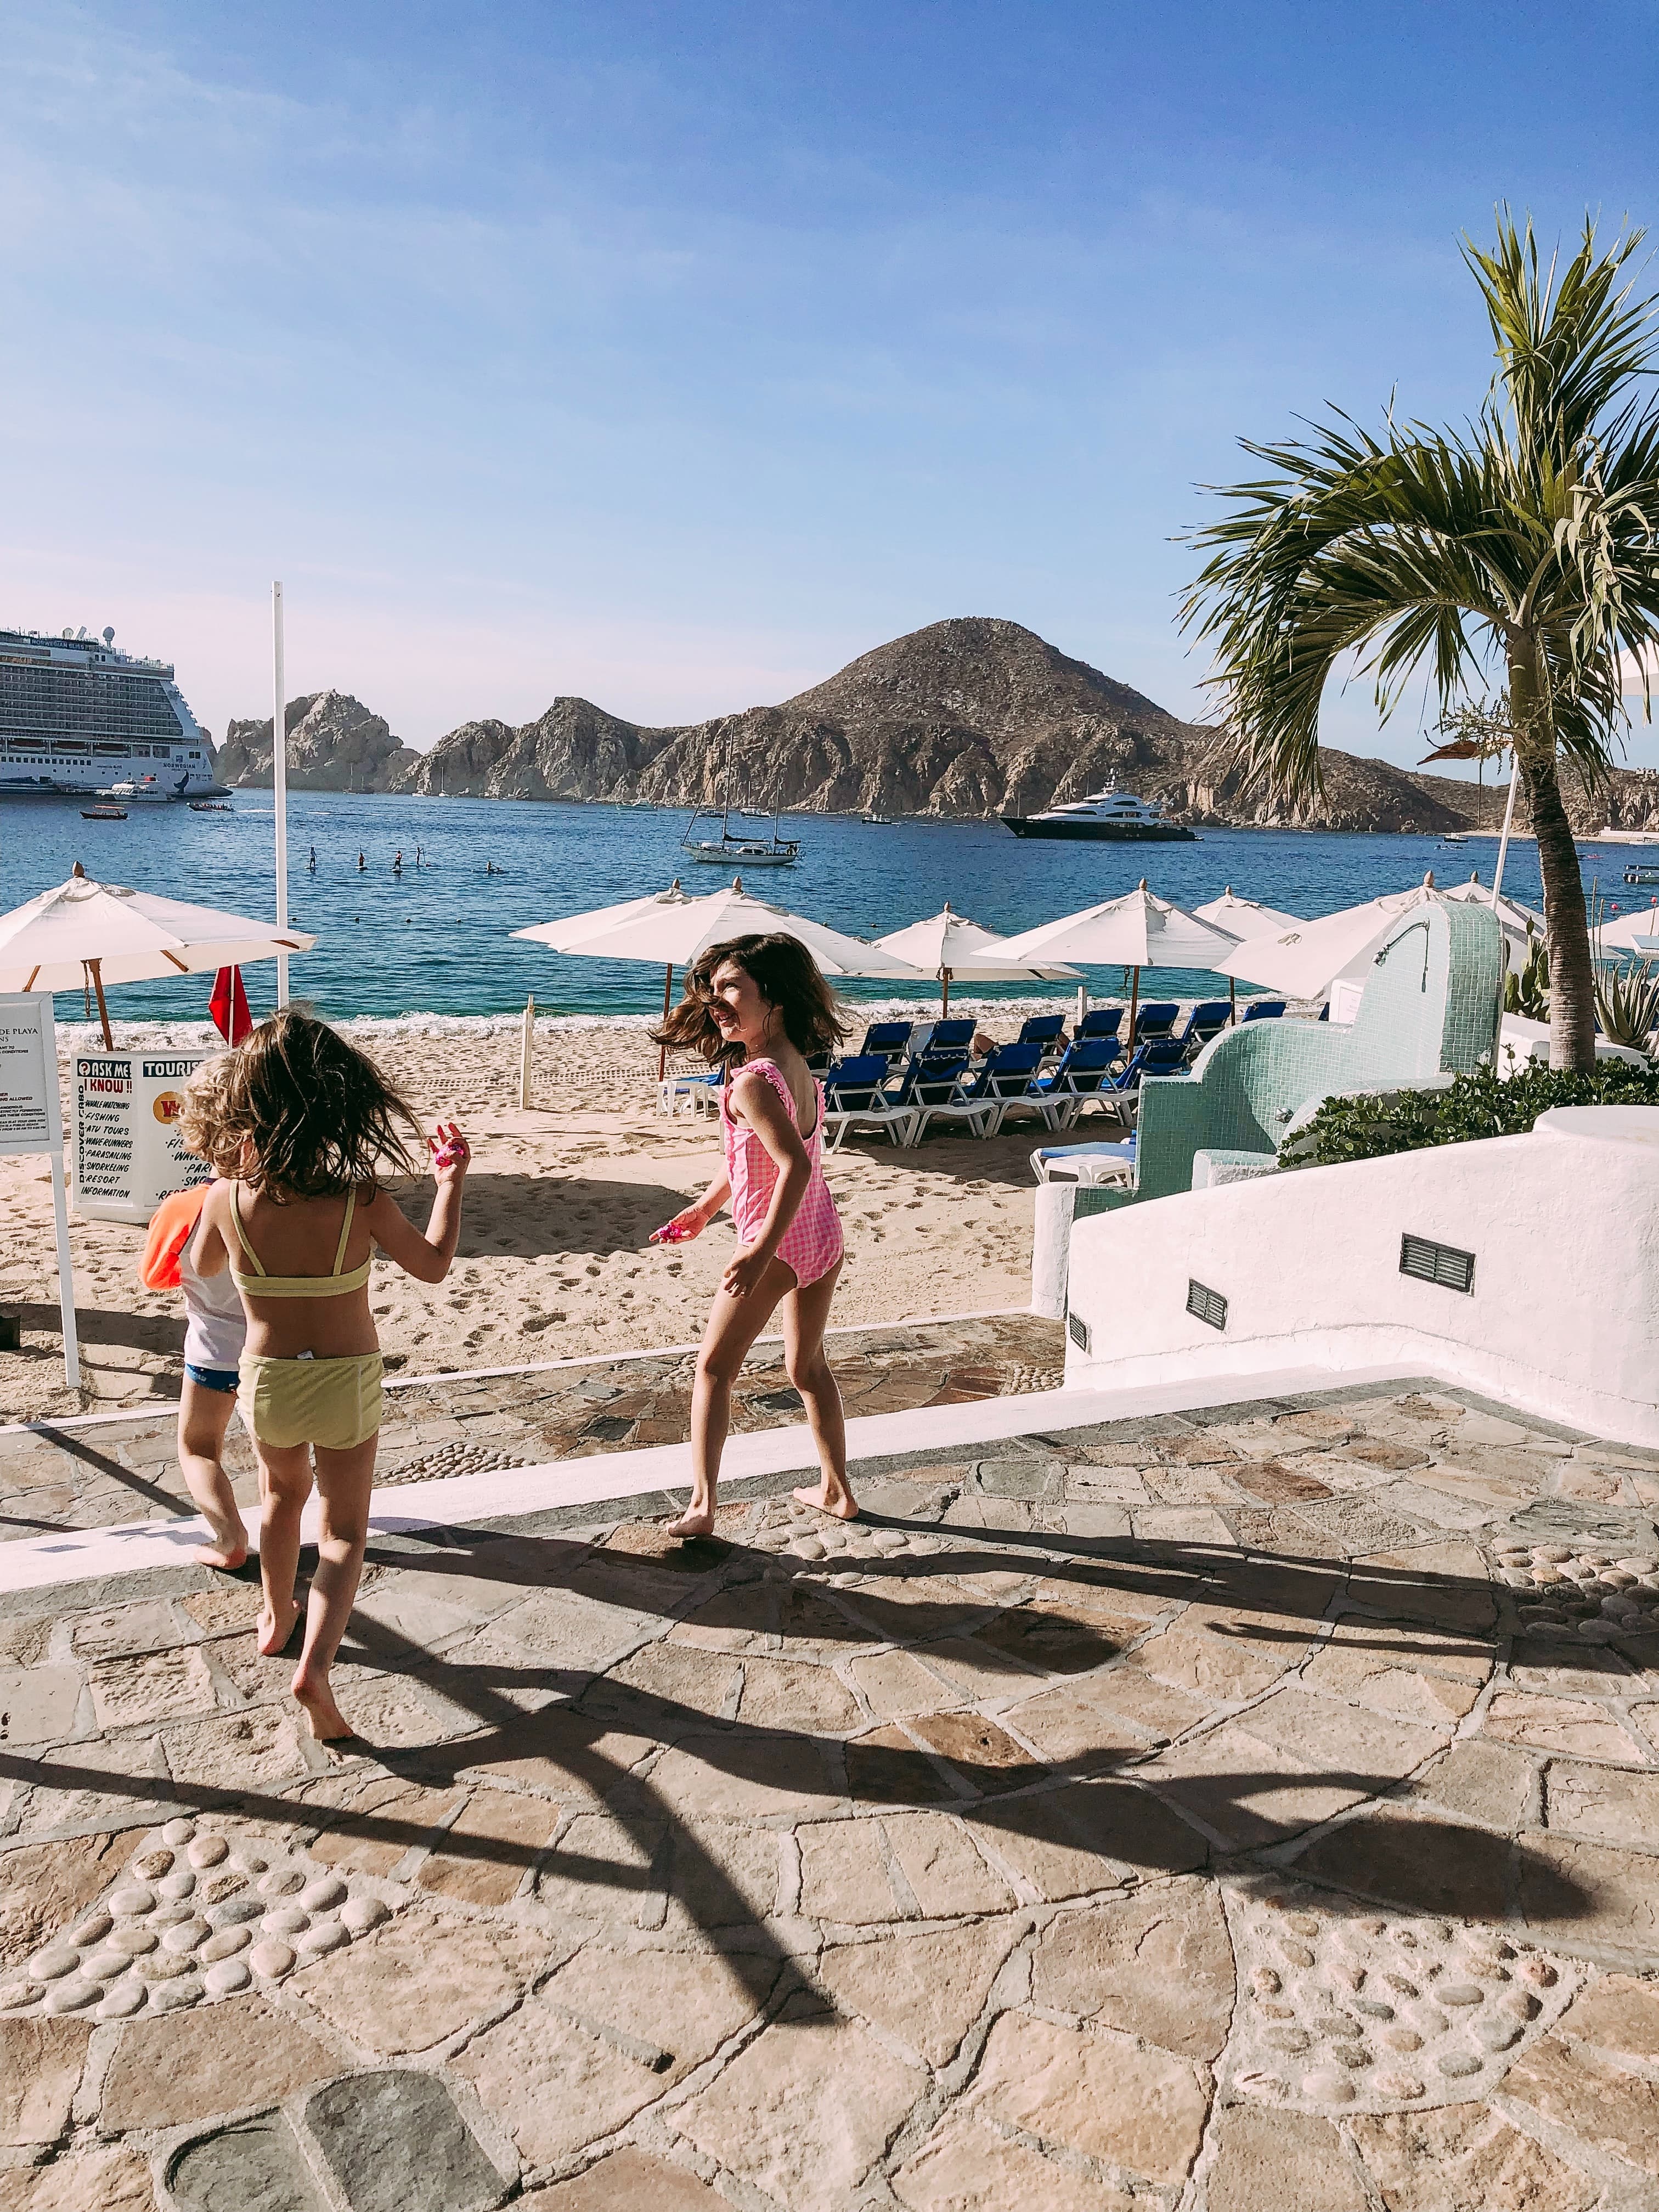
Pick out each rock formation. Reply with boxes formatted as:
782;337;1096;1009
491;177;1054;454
217;691;410;793
223;618;1659;833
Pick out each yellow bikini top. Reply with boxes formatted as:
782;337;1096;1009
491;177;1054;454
228;1183;372;1299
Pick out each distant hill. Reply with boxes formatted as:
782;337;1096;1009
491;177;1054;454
223;617;1659;834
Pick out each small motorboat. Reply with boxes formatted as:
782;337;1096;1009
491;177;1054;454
81;804;127;820
860;813;894;826
189;800;233;812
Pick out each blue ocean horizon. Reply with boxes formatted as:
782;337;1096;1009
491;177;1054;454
4;789;1604;1035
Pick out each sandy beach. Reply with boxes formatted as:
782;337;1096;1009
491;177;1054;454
0;1019;1056;1422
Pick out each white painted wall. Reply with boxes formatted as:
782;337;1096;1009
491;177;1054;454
1064;1104;1659;1447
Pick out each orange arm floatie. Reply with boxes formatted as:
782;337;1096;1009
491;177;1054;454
139;1186;209;1291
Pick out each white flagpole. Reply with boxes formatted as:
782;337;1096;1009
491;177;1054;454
272;581;289;1007
1491;749;1520;911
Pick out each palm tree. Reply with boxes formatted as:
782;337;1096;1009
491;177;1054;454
1182;215;1659;1069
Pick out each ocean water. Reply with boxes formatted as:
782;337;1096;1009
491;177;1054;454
1;789;1610;1034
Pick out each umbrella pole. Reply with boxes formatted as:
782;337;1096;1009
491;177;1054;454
1127;967;1139;1051
941;969;950;1014
658;963;673;1084
1229;977;1237;1024
88;960;114;1052
272;581;290;1009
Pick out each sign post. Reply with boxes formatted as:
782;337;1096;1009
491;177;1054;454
0;994;78;1387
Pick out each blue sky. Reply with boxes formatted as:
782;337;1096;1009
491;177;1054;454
7;1;1659;772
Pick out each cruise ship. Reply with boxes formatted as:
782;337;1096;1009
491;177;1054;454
1001;788;1197;842
0;625;222;799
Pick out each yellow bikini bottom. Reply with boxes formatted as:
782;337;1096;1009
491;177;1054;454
238;1351;383;1452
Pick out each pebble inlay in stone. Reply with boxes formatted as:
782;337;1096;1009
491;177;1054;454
1224;1884;1581;2114
0;1819;400;2022
1496;1536;1659;1639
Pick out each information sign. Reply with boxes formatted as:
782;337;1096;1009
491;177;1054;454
0;994;78;1386
74;1052;211;1223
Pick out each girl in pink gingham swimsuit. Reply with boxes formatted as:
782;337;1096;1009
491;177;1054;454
649;930;857;1538
722;1059;844;1289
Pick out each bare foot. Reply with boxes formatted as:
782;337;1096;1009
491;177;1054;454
792;1482;859;1522
192;1538;249;1571
665;1508;715;1540
258;1600;302;1657
291;1668;354;1742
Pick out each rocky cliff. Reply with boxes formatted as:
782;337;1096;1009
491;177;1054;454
224;618;1659;833
217;691;411;792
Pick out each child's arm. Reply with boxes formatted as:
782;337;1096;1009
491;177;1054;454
190;1182;230;1277
650;1165;731;1246
720;1073;810;1298
364;1123;471;1285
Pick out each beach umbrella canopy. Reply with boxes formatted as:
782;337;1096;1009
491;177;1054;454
996;879;1241;970
1596;899;1659;953
0;863;317;1047
514;876;924;1077
1222;873;1536;1001
1442;872;1545;938
873;903;1079;1009
996;880;1240;1044
1192;886;1305;935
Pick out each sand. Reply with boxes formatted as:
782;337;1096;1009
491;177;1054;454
0;1020;1064;1422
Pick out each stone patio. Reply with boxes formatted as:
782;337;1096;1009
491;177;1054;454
0;1312;1061;1542
1;1376;1657;2208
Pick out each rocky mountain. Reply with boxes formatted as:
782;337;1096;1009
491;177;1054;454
217;691;411;792
222;618;1659;834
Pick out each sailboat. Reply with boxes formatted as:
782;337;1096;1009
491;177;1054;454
680;740;802;867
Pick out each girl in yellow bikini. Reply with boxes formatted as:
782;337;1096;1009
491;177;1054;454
185;1010;470;1742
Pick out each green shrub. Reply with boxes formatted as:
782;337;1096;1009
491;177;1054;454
1296;1063;1659;1167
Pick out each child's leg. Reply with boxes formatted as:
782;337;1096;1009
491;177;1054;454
784;1262;856;1520
177;1377;248;1569
290;1434;377;1741
672;1258;796;1538
255;1440;314;1655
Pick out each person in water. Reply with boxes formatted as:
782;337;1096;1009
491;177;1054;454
357;851;366;871
185;1011;470;1740
393;850;403;873
308;845;317;872
650;933;855;1536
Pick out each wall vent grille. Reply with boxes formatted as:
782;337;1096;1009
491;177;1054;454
1400;1234;1476;1294
1186;1279;1228;1331
1067;1310;1090;1352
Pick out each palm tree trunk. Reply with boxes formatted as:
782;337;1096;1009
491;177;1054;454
1519;750;1597;1069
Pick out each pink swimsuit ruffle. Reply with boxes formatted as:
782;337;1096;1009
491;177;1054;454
721;1058;844;1290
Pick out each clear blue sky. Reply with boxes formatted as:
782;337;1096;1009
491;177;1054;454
7;1;1659;772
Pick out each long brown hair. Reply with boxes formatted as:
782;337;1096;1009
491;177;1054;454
180;1008;422;1200
653;933;849;1066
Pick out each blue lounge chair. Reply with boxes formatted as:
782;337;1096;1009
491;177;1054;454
1076;1008;1124;1046
1029;1133;1138;1186
822;1054;916;1149
1171;1000;1233;1057
928;1018;978;1053
1015;1013;1068;1058
857;1020;913;1065
1130;1001;1180;1043
1025;1037;1125;1129
1088;1038;1189;1120
1240;999;1287;1023
911;1042;1045;1142
658;1061;727;1116
884;1049;970;1127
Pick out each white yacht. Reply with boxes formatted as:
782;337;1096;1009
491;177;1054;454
0;624;222;799
1002;788;1196;842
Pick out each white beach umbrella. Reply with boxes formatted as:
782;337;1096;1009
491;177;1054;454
873;903;1079;1011
1442;872;1545;938
1192;886;1305;935
0;863;317;1047
513;876;924;1077
1222;872;1534;1003
1596;898;1659;954
996;879;1241;1043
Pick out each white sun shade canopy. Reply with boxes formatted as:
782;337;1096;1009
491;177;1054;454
1441;873;1545;938
1596;898;1659;953
873;904;1080;982
513;877;923;978
995;879;1241;971
1192;886;1305;935
0;868;317;994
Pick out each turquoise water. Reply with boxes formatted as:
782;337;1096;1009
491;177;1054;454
2;789;1611;1031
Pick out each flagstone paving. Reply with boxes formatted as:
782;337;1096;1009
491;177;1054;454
0;1312;1062;1541
0;1378;1657;2207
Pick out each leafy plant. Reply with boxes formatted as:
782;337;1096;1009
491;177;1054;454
1182;213;1659;1071
1504;925;1551;1019
1294;1063;1659;1167
1593;957;1659;1056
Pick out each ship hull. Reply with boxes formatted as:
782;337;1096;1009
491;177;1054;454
1001;816;1197;842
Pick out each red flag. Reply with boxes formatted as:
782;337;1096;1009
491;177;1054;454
209;966;253;1045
